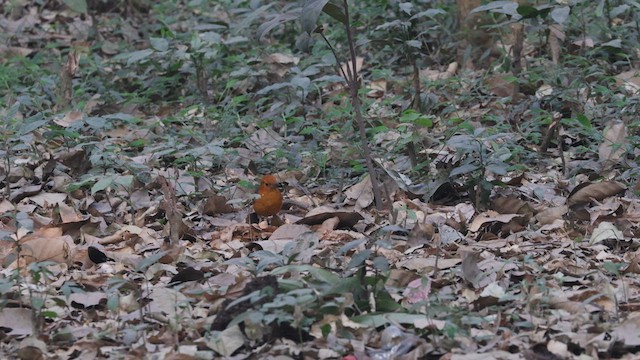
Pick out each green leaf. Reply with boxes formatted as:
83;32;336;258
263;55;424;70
85;116;108;130
471;1;516;14
603;261;625;275
91;177;114;195
517;5;539;18
321;323;332;337
449;163;479;177
257;9;301;39
41;310;58;319
20;116;47;135
601;39;622;48
373;288;400;311
415;116;433;127
410;8;447;20
107;295;119;312
405;40;422;49
399;110;420;122
150;37;169;52
336;239;366;256
301;0;331;34
322;2;347;24
575;114;592;129
136;251;167;272
352;312;430;327
551;6;570;24
114;175;134;189
372;256;389;272
0;230;13;241
113;49;154;66
487;163;508;176
347;249;372;269
627;0;640;10
63;0;87;13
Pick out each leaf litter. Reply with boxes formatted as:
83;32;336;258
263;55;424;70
2;2;640;360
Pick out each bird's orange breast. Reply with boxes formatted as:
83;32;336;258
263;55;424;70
253;175;283;216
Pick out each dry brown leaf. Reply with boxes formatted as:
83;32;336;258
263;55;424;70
344;175;374;210
57;202;89;224
491;196;532;217
54;111;84;127
548;297;599;313
616;70;640;92
245;128;284;155
17;337;47;360
0;308;33;336
264;53;299;65
568;289;616;312
296;206;363;229
318;216;340;234
535;205;568;225
548;24;564;64
251;224;314;253
623;255;640;274
598;121;627;169
398;257;460;272
340;56;364;79
567;181;626;207
461;251;483;288
485;74;516;98
407;222;435;247
202;193;235;215
469;211;522;232
27;193;67;207
587;197;622;224
611;315;640;346
419;62;457;81
13;229;75;267
589;221;623;245
573;36;594;47
68;292;107;308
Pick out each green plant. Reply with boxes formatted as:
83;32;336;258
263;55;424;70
259;0;386;209
446;128;514;209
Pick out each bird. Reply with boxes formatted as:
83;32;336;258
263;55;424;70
88;246;114;264
253;175;283;217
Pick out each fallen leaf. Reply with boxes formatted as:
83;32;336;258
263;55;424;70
567;181;626;207
598;121;627;170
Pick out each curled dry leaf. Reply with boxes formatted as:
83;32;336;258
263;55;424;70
461;251;483;288
588;197;623;224
319;216;341;234
485;74;517;98
202;193;235;215
295;206;363;229
469;211;522;233
491;196;534;233
12;227;75;268
17;337;47;360
407;222;435;247
589;222;624;245
567;181;626;207
616;70;640;93
611;316;640;346
250;224;315;253
344;175;374;210
491;196;534;218
623;255;640;275
598;121;627;170
535;205;568;225
0;308;33;336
